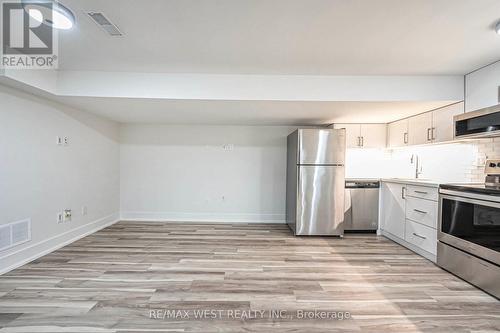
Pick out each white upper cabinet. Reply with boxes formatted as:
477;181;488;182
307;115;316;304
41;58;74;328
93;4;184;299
333;124;361;148
360;124;387;148
388;119;409;148
334;124;386;148
432;102;464;143
465;61;500;112
409;112;433;145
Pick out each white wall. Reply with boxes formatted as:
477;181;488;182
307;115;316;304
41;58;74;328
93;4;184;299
0;85;120;273
120;124;294;223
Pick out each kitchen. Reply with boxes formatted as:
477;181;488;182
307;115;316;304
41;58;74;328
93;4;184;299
286;61;500;298
1;1;500;332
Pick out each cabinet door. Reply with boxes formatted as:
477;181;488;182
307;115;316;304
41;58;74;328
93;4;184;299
388;119;408;148
409;112;433;145
360;124;387;148
380;182;406;239
465;61;500;112
432;102;464;143
333;124;360;148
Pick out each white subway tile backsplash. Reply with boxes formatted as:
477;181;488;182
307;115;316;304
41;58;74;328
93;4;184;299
346;139;500;183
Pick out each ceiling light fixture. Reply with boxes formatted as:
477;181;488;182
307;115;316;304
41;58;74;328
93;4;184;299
23;0;75;30
496;21;500;35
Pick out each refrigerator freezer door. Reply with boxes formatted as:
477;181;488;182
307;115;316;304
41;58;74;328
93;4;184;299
298;129;345;165
296;165;345;235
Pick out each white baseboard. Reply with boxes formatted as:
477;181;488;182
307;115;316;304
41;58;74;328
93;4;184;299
120;211;286;224
0;212;120;275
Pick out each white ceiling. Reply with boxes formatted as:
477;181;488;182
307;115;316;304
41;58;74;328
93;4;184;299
52;96;453;125
4;0;499;125
58;0;500;75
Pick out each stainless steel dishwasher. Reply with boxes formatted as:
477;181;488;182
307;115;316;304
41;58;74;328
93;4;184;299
344;180;379;232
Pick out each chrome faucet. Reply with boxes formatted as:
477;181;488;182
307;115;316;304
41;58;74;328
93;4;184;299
411;154;423;179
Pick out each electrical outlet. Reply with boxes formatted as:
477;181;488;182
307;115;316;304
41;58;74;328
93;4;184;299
63;137;69;145
222;144;234;151
57;212;64;224
81;206;87;216
63;209;72;222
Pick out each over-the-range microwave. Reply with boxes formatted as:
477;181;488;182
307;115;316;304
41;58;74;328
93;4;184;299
455;104;500;139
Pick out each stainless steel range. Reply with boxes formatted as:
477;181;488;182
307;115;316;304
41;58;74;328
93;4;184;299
437;159;500;299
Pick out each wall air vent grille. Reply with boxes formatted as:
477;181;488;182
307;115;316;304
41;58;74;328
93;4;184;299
0;219;31;252
0;225;11;251
87;12;123;36
11;219;31;245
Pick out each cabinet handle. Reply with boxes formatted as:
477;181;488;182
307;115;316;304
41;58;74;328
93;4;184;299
403;132;408;144
401;187;406;199
413;232;427;240
432;127;436;140
414;190;428;194
413;209;427;214
427;128;432;141
361;136;364;147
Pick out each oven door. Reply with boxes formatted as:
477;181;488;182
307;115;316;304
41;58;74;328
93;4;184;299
439;190;500;266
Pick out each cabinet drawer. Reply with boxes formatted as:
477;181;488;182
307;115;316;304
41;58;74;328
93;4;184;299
406;185;438;201
405;220;437;255
405;197;438;228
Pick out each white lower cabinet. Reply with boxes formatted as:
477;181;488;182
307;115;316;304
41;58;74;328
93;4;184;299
405;220;437;255
380;181;438;262
380;182;406;239
405;197;438;229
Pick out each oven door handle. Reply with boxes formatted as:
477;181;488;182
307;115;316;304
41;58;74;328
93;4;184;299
440;191;500;208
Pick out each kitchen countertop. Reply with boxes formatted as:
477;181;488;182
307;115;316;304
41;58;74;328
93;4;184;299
380;178;442;187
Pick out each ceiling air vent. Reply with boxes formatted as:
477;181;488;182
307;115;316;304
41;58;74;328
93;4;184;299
87;12;123;36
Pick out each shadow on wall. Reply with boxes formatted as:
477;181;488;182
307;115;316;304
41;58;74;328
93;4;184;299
0;84;119;142
119;124;296;146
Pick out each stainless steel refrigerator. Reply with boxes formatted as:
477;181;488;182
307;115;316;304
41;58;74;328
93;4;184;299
286;129;346;236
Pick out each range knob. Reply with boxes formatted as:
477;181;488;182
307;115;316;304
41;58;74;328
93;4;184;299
490;163;497;168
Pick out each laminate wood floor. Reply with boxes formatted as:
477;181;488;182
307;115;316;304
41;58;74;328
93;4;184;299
0;222;499;332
